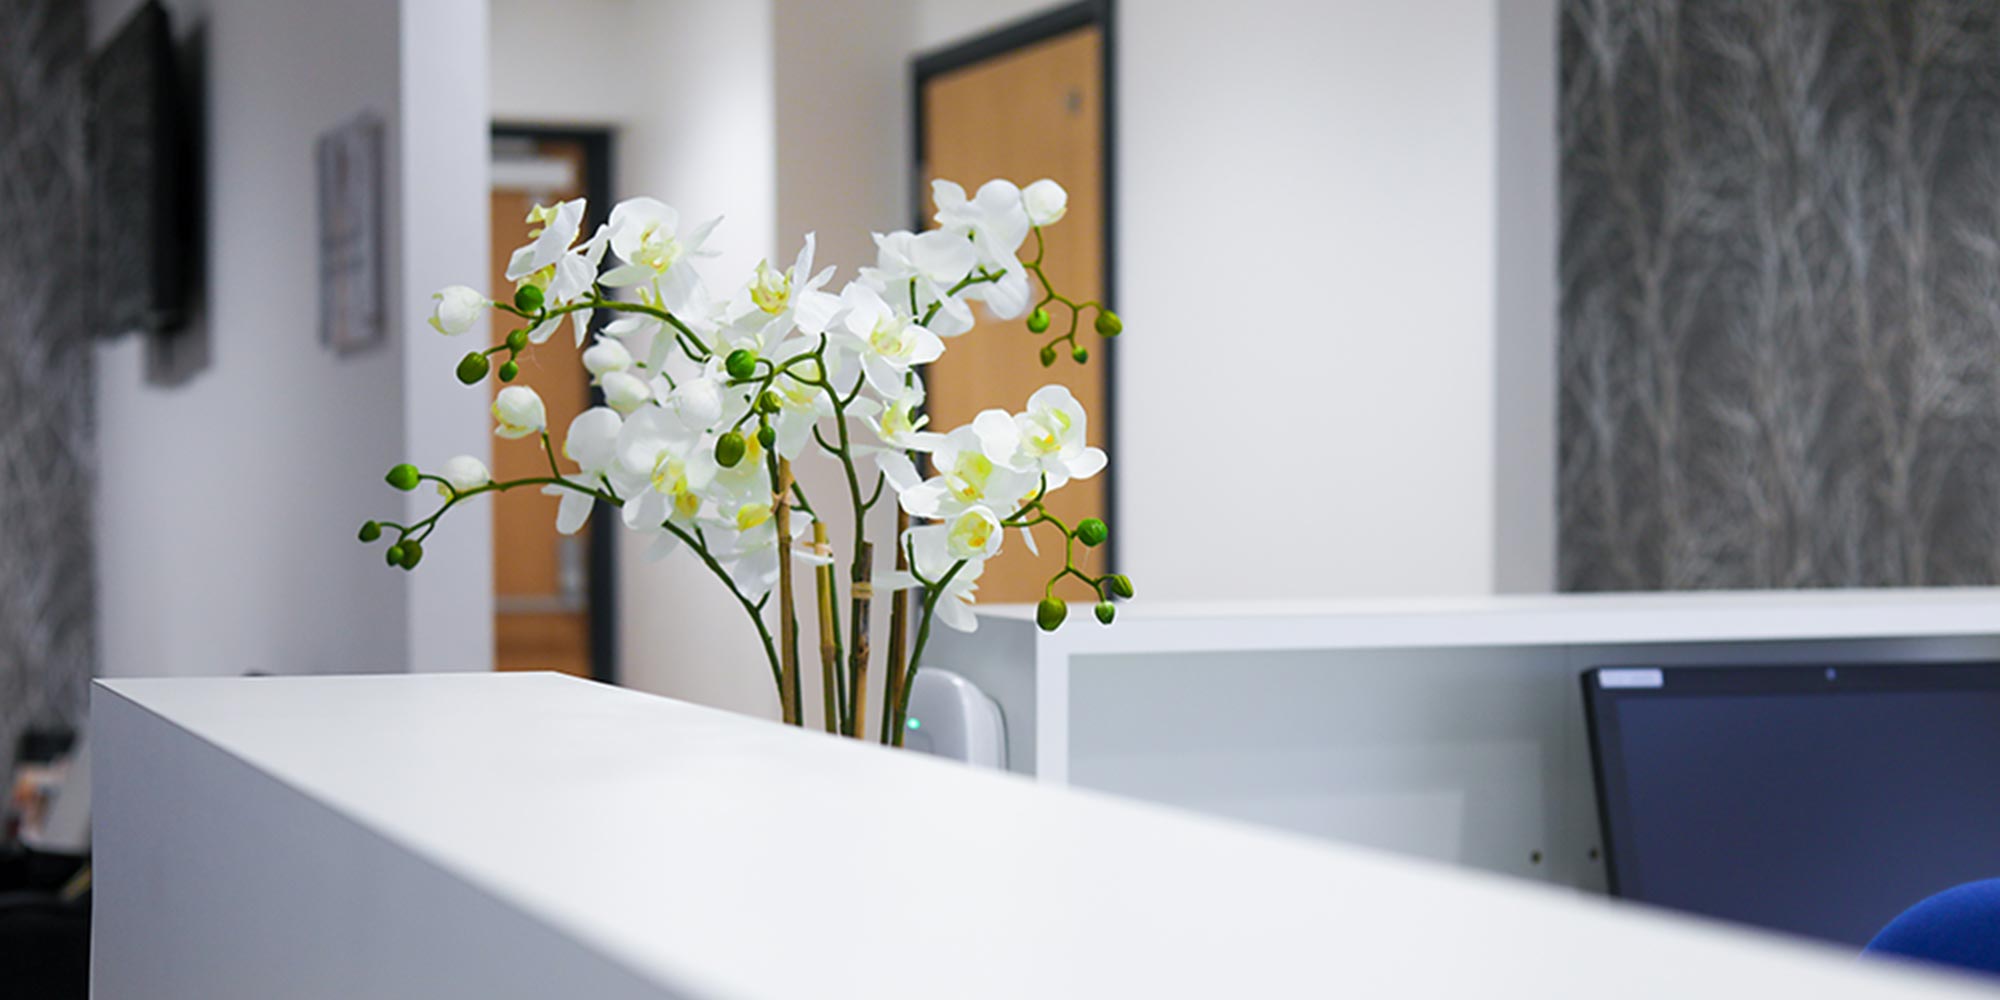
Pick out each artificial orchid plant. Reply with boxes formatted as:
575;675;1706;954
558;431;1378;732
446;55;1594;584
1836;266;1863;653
359;177;1129;743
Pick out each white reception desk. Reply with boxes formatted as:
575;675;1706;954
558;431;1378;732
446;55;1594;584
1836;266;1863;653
927;588;2000;887
93;673;1992;998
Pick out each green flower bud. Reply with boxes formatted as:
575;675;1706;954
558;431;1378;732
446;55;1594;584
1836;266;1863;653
505;328;529;352
725;348;759;381
513;284;544;314
358;521;382;543
498;360;520;382
758;390;783;414
1036;596;1068;632
1027;307;1051;333
1095;601;1116;625
385;464;421;491
757;424;777;450
1039;345;1058;368
1076;518;1108;547
385;544;406;567
1107;574;1135;599
715;431;747;468
399;541;424;569
456;351;491;385
1071;346;1090;364
1094;309;1122;336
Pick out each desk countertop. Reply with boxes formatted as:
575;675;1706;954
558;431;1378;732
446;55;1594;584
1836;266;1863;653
98;672;1993;998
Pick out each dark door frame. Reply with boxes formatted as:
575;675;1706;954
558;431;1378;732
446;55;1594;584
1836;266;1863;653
910;0;1120;576
490;123;618;685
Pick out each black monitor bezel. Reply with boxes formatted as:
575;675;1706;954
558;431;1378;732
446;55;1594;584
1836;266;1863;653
1582;661;2000;902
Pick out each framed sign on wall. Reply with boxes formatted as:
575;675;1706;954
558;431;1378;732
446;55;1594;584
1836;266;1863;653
316;113;384;354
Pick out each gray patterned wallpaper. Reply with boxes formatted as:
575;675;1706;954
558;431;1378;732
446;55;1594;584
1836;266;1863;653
0;0;93;781
1561;0;2000;590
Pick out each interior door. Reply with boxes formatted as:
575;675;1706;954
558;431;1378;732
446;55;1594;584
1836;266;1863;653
919;22;1111;603
489;135;595;676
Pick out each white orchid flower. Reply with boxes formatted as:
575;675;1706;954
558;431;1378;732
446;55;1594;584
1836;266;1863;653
1023;179;1067;226
505;199;585;283
847;375;942;454
933;179;1029;266
723;234;841;350
549;225;610;314
836;282;944;395
601;312;678;372
898;524;987;633
493;386;547;440
897;425;1035;521
611;406;716;535
544;406;622;535
524;314;564;346
859;230;979;337
429;286;487;336
521;217;609;341
944;505;1004;561
962;263;1032;320
714;502;827;598
599;197;720;315
438;455;490;495
876;450;923;495
973;385;1106;489
760;341;837;459
932;179;1033;319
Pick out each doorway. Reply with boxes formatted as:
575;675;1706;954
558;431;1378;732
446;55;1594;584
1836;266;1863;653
914;1;1117;602
488;126;616;682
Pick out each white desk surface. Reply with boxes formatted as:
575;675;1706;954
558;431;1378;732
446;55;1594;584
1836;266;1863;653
970;587;2000;655
98;672;1995;998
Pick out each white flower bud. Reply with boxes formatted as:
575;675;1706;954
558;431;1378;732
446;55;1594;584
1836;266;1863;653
439;455;491;494
493;386;547;439
582;338;634;379
601;370;652;414
670;374;724;426
1023;179;1068;227
429;285;488;336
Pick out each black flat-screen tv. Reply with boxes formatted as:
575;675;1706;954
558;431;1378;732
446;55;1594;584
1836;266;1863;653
87;0;192;336
1583;663;2000;947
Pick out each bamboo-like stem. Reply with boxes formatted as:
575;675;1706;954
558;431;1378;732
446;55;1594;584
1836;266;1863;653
847;541;874;738
774;458;801;726
880;509;912;744
813;521;838;734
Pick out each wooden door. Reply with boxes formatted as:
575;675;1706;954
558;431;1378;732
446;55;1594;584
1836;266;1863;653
920;25;1110;602
489;137;593;676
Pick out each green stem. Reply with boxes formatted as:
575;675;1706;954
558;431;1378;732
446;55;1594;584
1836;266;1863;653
892;558;967;747
660;520;785;700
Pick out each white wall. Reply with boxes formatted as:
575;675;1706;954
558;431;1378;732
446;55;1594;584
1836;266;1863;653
90;0;491;680
491;0;786;717
1114;1;1505;600
915;1;1555;599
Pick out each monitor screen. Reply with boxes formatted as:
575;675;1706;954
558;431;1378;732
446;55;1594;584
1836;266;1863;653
1584;663;2000;947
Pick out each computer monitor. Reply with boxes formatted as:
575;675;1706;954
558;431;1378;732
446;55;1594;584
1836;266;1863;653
1583;662;2000;947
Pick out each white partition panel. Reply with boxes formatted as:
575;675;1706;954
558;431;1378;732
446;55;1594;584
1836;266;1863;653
928;589;2000;888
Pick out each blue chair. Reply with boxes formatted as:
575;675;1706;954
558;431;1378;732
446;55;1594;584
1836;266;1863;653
1865;879;2000;977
